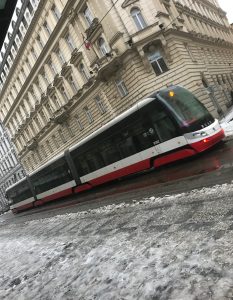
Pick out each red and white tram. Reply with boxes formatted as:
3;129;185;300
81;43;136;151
6;85;225;213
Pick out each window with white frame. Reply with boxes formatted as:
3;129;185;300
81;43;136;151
49;60;57;75
115;79;128;97
46;140;53;153
57;49;66;64
75;115;83;131
19;23;26;35
83;6;94;26
43;21;52;36
42;71;50;85
68;75;79;92
40;109;47;123
25;8;31;23
7;55;13;67
1;72;6;82
147;50;169;75
52;134;59;148
98;37;109;56
11;46;17;58
31;48;38;60
37;35;44;49
51;4;61;21
21;68;26;80
46;102;53;115
4;64;9;75
53;94;61;108
60;86;69;102
25;59;32;70
65;34;76;51
83;106;94;123
95;95;107;114
15;35;21;48
58;128;66;143
79;63;90;82
131;8;147;31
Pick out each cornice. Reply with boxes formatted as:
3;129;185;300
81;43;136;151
164;27;233;49
175;2;230;32
2;0;77;124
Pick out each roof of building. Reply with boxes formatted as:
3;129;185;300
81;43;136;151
0;0;18;50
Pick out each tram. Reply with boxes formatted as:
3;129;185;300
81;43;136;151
6;85;225;213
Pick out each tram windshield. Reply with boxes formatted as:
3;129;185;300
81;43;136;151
158;86;214;132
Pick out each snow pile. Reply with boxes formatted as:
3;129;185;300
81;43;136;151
1;183;233;299
220;108;233;139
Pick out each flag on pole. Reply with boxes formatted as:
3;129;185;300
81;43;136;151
82;34;91;50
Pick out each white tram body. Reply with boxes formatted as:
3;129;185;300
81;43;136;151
6;86;225;213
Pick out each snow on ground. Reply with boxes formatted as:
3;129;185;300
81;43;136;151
221;107;233;139
1;183;233;299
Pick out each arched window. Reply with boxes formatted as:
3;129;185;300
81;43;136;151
131;8;147;31
98;38;109;56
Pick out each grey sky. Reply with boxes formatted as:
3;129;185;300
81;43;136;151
218;0;233;23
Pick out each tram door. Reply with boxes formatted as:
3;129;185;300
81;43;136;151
140;101;186;155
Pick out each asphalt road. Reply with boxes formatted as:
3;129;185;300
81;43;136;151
2;139;233;224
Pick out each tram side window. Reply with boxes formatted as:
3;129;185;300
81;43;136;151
10;181;32;203
72;148;106;176
141;102;179;142
32;159;72;194
100;138;121;165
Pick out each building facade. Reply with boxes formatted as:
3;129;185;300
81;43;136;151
0;123;25;212
0;0;232;174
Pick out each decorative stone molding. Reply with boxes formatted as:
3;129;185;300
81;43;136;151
109;32;124;47
61;63;72;77
121;0;139;8
70;49;83;66
50;107;69;124
27;138;38;151
96;52;122;82
53;75;63;87
47;83;55;95
85;18;103;42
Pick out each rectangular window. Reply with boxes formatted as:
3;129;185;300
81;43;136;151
95;95;106;114
83;106;94;124
75;115;83;131
52;135;59;148
57;49;66;64
115;79;128;97
58;129;66;143
49;61;57;75
83;7;93;26
65;34;76;51
43;21;52;36
148;51;169;76
52;5;61;21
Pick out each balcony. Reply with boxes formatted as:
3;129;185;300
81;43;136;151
85;18;102;41
70;49;83;67
61;63;72;77
50;107;69;124
27;138;38;151
94;50;122;82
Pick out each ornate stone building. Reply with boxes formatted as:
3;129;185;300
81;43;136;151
0;123;25;212
0;0;232;174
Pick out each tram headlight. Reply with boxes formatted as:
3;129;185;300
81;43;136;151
193;131;207;137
